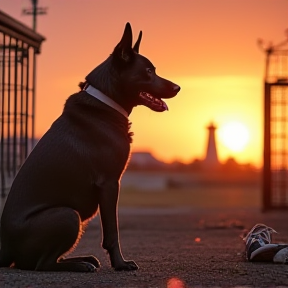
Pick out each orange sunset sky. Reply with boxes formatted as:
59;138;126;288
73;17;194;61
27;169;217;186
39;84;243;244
1;0;287;168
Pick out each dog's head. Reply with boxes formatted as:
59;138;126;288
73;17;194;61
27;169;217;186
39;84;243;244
85;23;180;115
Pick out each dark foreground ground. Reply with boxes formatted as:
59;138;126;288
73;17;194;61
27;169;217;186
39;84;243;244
0;207;288;288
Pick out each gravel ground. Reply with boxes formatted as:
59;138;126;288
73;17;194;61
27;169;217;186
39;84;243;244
0;207;288;288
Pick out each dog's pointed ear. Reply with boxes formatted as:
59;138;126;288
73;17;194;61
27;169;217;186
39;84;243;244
113;22;134;62
133;31;142;53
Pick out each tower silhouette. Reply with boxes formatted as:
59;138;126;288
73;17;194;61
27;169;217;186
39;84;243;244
203;122;219;168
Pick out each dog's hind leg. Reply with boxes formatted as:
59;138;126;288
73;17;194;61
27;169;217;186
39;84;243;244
15;207;96;272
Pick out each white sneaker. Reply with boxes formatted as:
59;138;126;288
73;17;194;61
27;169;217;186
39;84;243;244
243;223;288;262
273;247;288;264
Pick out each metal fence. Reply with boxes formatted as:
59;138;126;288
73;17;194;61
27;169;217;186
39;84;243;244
0;10;45;202
263;48;288;210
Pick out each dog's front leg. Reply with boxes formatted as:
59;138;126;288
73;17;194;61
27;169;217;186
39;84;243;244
99;181;138;271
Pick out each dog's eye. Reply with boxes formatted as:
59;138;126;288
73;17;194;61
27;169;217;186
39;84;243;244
146;68;153;74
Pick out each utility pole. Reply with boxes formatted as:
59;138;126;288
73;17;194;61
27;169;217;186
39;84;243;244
22;0;47;31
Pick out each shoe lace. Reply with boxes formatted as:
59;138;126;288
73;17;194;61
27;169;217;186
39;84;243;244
243;224;277;245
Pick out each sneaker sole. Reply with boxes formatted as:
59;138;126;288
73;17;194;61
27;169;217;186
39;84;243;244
250;244;288;262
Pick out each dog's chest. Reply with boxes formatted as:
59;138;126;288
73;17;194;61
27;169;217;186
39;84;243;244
86;122;131;179
63;97;132;179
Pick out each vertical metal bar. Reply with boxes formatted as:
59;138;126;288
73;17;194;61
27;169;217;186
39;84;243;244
263;82;272;211
6;37;12;177
24;47;30;158
31;0;39;153
20;42;25;164
273;86;278;207
13;39;19;175
281;85;287;206
286;86;288;206
31;49;36;149
1;33;6;197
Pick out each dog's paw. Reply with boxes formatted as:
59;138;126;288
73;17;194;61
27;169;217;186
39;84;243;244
80;262;97;272
83;256;101;268
59;255;100;269
114;260;139;271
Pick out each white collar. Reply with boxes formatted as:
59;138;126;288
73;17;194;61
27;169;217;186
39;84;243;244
84;85;128;118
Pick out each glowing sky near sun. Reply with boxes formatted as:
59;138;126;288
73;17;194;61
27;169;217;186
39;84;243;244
1;0;287;168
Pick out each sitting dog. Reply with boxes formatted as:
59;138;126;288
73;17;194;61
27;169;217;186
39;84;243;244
0;23;180;272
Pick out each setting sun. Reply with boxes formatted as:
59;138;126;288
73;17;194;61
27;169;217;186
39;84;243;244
218;122;250;152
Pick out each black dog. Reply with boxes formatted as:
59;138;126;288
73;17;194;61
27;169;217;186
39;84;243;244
0;23;180;272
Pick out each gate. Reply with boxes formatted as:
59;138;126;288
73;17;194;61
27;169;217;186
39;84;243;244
0;10;45;203
263;39;288;210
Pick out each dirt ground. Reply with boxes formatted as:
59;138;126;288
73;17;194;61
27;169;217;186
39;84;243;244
0;206;288;288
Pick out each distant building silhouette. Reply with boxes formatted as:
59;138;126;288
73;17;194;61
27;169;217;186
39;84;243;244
203;122;219;168
128;152;164;169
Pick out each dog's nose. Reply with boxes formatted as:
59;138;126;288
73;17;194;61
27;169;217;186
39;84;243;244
173;85;181;93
